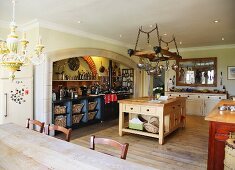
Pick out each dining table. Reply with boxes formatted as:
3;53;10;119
0;123;156;170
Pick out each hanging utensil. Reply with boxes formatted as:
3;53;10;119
99;61;105;73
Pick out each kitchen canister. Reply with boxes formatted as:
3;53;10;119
224;138;235;170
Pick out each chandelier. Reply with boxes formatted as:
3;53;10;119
0;0;45;80
128;24;182;76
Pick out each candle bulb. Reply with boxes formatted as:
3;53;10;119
22;32;26;40
38;36;42;45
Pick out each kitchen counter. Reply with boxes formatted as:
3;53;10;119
119;97;186;144
205;100;235;123
205;99;235;170
118;96;185;106
52;95;103;103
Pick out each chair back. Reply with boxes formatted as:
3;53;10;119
90;135;129;160
26;118;45;133
46;124;72;142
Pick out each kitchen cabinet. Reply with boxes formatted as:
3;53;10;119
122;69;134;94
205;100;235;170
165;92;227;116
52;96;102;129
186;99;203;116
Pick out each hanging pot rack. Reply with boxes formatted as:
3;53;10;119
128;24;181;60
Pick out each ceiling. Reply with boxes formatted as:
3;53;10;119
0;0;235;49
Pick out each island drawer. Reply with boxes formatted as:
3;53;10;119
140;106;156;114
123;104;140;113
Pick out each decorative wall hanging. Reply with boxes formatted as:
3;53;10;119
10;87;29;104
68;57;80;71
128;24;182;75
227;66;235;80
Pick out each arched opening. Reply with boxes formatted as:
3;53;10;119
34;48;142;124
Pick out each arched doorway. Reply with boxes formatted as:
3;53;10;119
34;48;141;123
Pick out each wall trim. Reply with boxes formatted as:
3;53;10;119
176;44;235;52
1;19;235;51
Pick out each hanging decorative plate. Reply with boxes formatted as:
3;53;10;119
68;57;80;71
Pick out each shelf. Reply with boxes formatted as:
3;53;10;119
122;128;159;138
72;112;85;115
54;113;68;116
53;80;100;82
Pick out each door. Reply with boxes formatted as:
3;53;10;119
186;99;203;116
0;78;33;126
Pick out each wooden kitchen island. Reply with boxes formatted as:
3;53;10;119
205;100;235;170
118;97;186;144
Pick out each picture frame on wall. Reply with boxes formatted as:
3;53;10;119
227;66;235;80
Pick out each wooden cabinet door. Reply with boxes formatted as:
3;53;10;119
186;99;203;116
208;122;235;170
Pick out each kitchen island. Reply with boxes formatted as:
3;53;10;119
205;100;235;170
118;97;186;144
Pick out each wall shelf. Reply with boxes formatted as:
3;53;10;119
53;80;100;82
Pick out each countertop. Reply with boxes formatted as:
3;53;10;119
118;96;186;106
165;91;227;95
205;100;235;124
52;95;103;103
0;123;156;170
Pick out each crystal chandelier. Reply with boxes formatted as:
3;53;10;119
128;24;181;76
0;0;45;80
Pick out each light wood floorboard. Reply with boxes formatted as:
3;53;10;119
62;115;208;170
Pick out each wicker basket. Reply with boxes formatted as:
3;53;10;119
72;114;84;124
88;111;97;120
149;116;159;127
72;103;84;114
143;123;159;133
88;102;97;111
54;105;66;115
54;115;67;127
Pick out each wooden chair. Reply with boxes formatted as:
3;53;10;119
46;124;72;142
90;135;129;160
26;118;45;133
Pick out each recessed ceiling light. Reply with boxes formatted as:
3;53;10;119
149;25;153;28
179;41;182;45
214;20;219;23
77;21;82;24
222;37;225;41
163;33;167;36
119;34;122;38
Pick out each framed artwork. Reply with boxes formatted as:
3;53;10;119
227;66;235;80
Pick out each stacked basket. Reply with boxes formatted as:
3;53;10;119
88;101;97;121
54;105;67;127
72;103;84;124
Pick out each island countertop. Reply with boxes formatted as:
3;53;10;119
118;96;186;106
205;99;235;124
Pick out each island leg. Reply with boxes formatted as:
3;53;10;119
158;114;164;145
119;103;124;136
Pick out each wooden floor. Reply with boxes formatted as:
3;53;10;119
69;115;208;170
